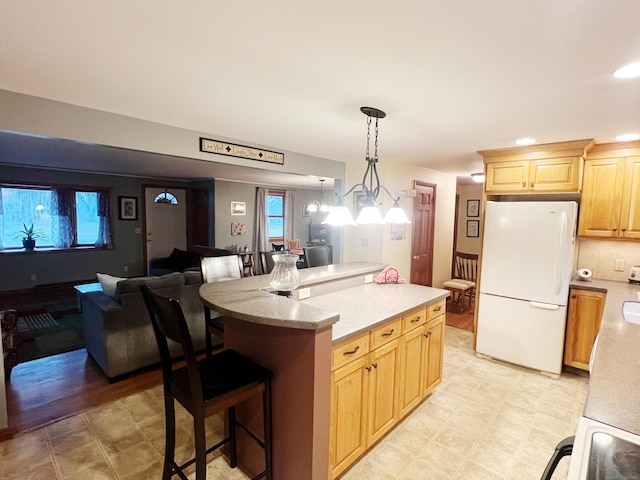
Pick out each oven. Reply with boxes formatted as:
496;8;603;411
568;416;640;479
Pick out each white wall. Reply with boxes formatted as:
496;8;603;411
342;160;457;288
455;183;483;254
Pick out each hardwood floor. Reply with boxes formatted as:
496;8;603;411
5;349;163;435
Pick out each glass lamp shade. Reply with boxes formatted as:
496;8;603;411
307;203;318;213
319;203;330;212
323;205;357;226
356;206;385;224
384;206;411;224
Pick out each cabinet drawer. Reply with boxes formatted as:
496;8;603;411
427;300;445;319
402;307;427;333
332;333;369;370
370;318;402;349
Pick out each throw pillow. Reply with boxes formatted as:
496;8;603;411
96;272;126;298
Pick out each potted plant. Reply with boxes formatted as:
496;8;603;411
14;223;45;250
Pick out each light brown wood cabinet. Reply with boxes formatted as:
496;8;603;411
564;288;606;370
478;139;593;195
329;301;445;479
578;142;640;239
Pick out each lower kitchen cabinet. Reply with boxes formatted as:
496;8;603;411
329;301;446;479
564;288;606;370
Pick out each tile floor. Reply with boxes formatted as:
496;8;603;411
0;326;588;479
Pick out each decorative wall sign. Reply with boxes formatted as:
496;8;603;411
200;137;284;165
231;201;246;216
467;199;480;217
231;223;246;235
467;220;480;238
119;196;138;221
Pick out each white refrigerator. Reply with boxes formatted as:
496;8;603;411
475;201;578;376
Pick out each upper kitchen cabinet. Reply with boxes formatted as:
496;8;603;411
578;141;640;240
478;139;594;195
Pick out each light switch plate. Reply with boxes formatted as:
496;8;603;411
298;287;310;300
615;259;625;271
365;274;374;283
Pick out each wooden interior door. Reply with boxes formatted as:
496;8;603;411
144;187;187;272
410;182;436;286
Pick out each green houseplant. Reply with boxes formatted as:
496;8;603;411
14;223;45;250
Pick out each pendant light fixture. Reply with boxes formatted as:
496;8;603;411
307;179;330;213
323;107;411;226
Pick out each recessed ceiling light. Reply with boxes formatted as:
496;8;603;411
516;137;536;146
615;133;640;142
614;62;640;79
471;173;485;183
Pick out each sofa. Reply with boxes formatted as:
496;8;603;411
79;271;211;381
149;246;232;276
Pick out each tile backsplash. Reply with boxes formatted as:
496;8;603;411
577;239;640;282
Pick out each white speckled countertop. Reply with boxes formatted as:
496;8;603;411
199;261;449;343
570;278;640;434
302;283;449;343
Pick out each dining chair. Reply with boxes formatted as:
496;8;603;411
201;255;244;355
442;251;478;312
287;239;301;250
259;251;278;274
303;245;331;268
140;285;273;480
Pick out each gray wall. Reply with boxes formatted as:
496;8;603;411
0;165;187;291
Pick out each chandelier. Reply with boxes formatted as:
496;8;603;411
323;107;411;226
306;179;330;213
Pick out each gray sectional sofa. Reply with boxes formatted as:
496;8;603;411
79;271;208;381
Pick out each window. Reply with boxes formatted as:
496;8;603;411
0;186;112;250
267;190;285;242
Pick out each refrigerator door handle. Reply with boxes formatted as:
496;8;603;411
552;211;568;296
529;301;560;310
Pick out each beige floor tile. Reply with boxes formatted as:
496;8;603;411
60;459;117;480
467;440;517;477
108;441;162;479
52;440;106;478
117;390;164;423
2;461;59;480
366;438;417;477
0;430;54;478
340;457;401;480
456;458;506;479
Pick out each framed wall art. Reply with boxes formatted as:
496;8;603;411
467;220;480;238
118;196;138;221
231;201;246;216
467;199;480;217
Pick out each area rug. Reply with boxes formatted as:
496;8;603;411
15;303;84;363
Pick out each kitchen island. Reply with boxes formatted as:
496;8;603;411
199;262;449;480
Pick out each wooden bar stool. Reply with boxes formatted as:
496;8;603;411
141;285;273;480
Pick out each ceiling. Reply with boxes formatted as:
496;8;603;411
1;1;639;186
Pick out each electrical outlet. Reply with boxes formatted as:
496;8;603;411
123;265;129;272
30;273;36;281
365;274;374;283
614;259;625;272
361;238;369;247
298;287;310;300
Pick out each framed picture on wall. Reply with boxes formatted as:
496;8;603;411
118;196;138;221
467;199;480;217
467;220;479;238
231;201;246;216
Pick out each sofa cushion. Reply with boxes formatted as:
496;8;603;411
114;272;186;302
96;273;126;298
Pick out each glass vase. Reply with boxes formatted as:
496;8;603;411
269;253;301;296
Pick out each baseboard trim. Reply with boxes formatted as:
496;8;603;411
0;426;13;443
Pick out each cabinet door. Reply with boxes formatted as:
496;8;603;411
398;327;425;418
330;355;368;478
485;161;529;193
578;158;625;237
564;289;606;370
620;156;640;239
529;157;582;192
423;316;445;396
366;339;399;446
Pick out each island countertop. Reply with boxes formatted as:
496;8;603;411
301;282;449;343
199;261;387;330
570;278;640;435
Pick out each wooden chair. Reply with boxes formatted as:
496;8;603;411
303;245;332;268
201;255;244;355
442;252;478;313
287;239;301;250
140;286;273;480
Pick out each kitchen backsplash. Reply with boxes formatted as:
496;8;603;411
577;239;640;282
